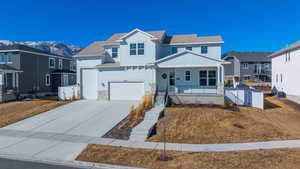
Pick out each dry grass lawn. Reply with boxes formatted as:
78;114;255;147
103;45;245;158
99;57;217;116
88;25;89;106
0;96;71;127
147;96;300;144
77;144;300;169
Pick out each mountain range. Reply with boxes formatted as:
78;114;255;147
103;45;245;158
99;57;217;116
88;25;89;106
0;40;83;58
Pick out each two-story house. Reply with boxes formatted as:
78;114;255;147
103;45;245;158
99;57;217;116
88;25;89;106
223;51;272;83
269;40;300;103
0;44;76;102
74;29;227;104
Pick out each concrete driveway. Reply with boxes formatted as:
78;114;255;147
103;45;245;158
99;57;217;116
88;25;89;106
0;100;138;161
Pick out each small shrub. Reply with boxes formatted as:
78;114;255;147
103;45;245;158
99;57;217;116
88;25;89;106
128;105;136;120
144;94;153;110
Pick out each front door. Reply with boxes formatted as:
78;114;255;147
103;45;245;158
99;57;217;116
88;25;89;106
169;71;175;91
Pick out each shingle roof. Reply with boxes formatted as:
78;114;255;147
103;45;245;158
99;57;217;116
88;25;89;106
0;44;65;57
74;41;106;57
0;64;20;71
96;62;120;67
75;29;223;57
269;40;300;58
223;51;273;62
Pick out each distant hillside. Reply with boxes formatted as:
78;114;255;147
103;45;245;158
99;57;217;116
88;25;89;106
0;40;83;58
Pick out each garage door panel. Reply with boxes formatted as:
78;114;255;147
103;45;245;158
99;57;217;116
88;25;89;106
109;82;144;101
82;69;98;100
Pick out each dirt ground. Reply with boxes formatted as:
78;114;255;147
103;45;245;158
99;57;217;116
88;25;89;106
0;97;71;127
147;96;300;144
77;144;300;169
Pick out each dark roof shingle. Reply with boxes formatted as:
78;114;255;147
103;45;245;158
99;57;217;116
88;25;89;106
224;51;273;62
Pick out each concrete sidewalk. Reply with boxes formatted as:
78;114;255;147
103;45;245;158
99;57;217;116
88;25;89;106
1;129;300;153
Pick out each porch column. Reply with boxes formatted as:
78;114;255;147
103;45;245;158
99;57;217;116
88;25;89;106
217;66;224;95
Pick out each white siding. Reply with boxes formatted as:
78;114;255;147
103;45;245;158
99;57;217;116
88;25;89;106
157;52;222;68
157;44;222;60
272;48;300;96
76;56;102;84
98;67;156;97
120;31;157;66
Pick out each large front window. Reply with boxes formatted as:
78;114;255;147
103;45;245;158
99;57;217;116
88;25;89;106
130;43;144;55
58;59;63;69
254;64;262;74
199;70;216;86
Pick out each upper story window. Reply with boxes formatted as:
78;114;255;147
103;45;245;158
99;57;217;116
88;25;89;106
58;59;63;69
185;71;191;81
0;54;5;64
49;58;55;68
7;54;12;64
130;44;137;55
70;61;76;71
130;43;144;55
242;63;248;69
112;48;118;58
171;47;178;54
138;43;144;55
201;46;208;54
185;47;192;51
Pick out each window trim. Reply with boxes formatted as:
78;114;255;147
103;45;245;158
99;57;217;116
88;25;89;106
185;47;192;51
242;63;249;69
6;54;12;64
49;58;56;68
169;71;175;86
171;47;178;54
201;46;208;54
199;70;217;87
112;47;118;58
58;59;63;69
137;43;145;55
0;54;5;64
45;74;51;86
185;70;191;81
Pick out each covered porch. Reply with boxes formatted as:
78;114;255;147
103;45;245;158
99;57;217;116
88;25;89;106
0;65;22;102
152;50;227;104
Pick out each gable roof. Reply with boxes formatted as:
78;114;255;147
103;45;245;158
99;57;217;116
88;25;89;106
74;41;106;57
268;40;300;58
0;64;22;72
223;51;272;62
0;44;66;58
163;35;223;45
74;28;223;57
153;50;227;64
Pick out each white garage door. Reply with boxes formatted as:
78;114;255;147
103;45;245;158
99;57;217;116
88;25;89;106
109;82;145;101
81;69;98;100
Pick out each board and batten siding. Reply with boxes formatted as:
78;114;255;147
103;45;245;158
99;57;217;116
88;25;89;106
76;56;102;84
120;31;157;66
272;48;300;97
97;67;156;100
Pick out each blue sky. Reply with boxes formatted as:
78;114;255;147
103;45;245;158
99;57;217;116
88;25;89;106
0;0;299;53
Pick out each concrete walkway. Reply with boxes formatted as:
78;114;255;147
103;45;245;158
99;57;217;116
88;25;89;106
1;129;300;153
0;100;138;161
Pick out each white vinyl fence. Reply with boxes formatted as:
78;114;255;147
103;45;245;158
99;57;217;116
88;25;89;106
225;88;264;109
58;85;80;101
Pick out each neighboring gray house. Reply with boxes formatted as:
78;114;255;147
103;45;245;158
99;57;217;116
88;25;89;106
74;28;228;105
0;44;76;102
223;51;272;82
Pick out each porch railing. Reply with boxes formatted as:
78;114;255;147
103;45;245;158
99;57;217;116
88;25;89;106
175;85;218;95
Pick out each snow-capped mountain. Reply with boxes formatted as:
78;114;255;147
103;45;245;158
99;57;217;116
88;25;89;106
0;40;83;58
